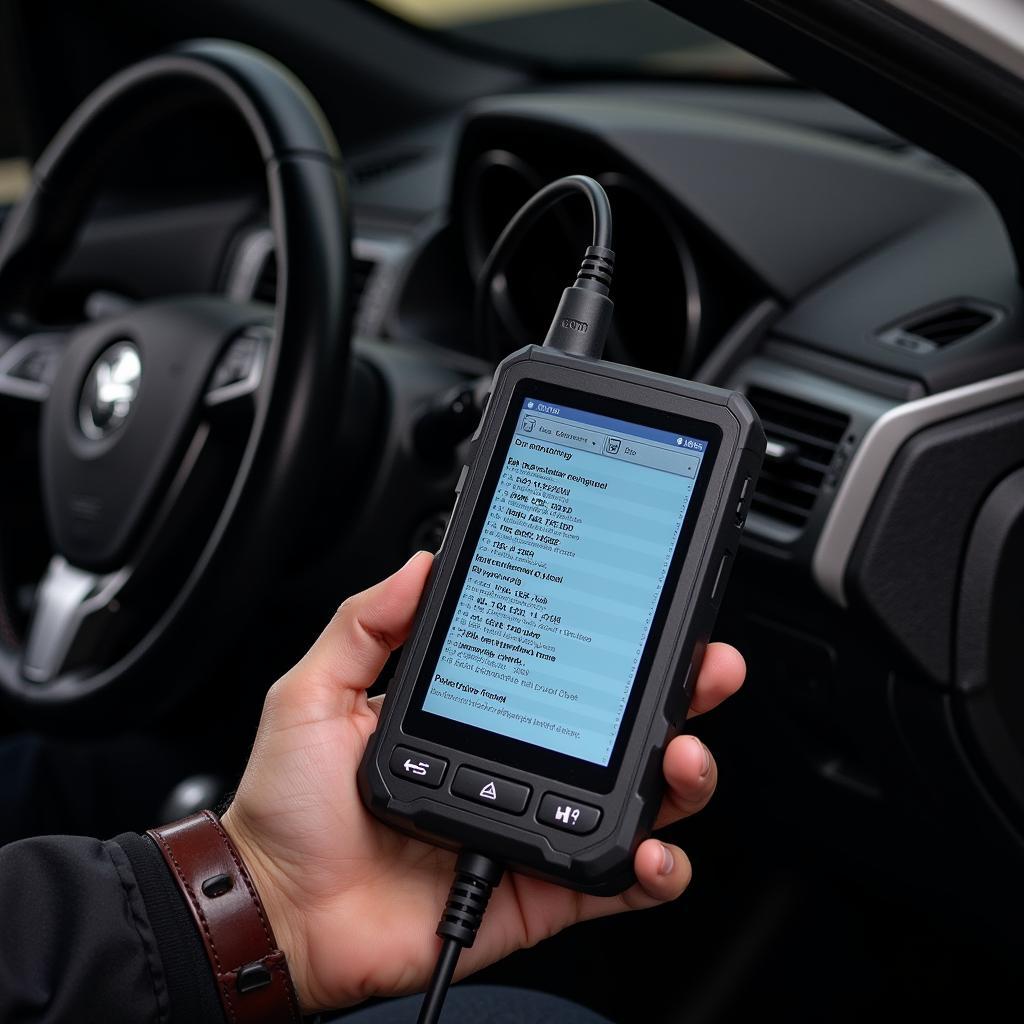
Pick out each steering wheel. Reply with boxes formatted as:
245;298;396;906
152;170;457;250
0;41;350;725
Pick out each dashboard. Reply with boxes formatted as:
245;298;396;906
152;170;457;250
11;77;1024;899
319;84;1022;613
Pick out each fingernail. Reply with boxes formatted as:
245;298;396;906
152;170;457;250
659;843;675;876
401;550;429;569
689;735;711;778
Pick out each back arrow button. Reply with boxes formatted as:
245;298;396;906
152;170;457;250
389;746;448;788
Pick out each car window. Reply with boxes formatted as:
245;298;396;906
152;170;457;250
365;0;784;79
0;157;28;205
0;36;28;205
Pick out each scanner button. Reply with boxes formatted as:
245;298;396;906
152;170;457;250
389;746;448;788
452;767;530;814
537;794;602;835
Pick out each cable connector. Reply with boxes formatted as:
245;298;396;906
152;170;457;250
475;174;616;361
542;244;615;358
436;849;504;946
417;850;504;1024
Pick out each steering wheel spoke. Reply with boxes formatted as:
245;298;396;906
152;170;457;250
21;556;130;684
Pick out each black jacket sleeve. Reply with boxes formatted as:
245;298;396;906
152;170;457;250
0;831;223;1023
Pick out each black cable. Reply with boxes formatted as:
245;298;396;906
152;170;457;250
416;850;504;1024
416;938;461;1024
415;176;618;1022
475;174;616;361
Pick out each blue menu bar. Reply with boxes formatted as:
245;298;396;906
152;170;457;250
522;397;708;453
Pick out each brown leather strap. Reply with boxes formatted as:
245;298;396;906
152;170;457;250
148;810;301;1024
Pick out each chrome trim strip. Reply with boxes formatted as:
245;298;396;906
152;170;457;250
225;227;275;302
888;1;1024;81
812;367;1024;605
22;557;130;684
224;225;409;338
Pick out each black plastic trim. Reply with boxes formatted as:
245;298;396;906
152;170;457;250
848;398;1024;685
955;468;1024;823
660;0;1024;277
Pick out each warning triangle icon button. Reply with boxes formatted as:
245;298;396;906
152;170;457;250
454;768;529;812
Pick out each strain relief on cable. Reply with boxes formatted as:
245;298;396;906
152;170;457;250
542;284;614;359
542;245;615;358
435;851;504;949
575;245;615;295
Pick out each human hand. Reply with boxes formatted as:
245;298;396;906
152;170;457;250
222;552;745;1012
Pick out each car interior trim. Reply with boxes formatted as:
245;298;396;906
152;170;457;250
21;557;130;683
224;221;405;338
813;364;1024;605
887;0;1024;80
224;225;275;302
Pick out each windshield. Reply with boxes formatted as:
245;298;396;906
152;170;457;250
367;0;784;79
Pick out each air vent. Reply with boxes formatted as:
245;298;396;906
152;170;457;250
350;147;427;184
350;256;377;313
878;301;1000;354
746;387;850;530
249;250;378;314
252;251;277;304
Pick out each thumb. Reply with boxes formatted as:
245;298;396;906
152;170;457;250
294;551;433;699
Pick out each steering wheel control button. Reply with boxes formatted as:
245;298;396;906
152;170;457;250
537;794;602;835
206;325;271;405
7;342;59;384
452;766;531;814
212;337;257;388
13;350;54;383
201;873;233;898
0;333;68;401
389;746;448;788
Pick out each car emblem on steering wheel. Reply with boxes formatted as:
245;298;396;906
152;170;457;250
78;341;143;441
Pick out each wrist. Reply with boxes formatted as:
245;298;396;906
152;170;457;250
220;807;314;1012
147;810;305;1021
